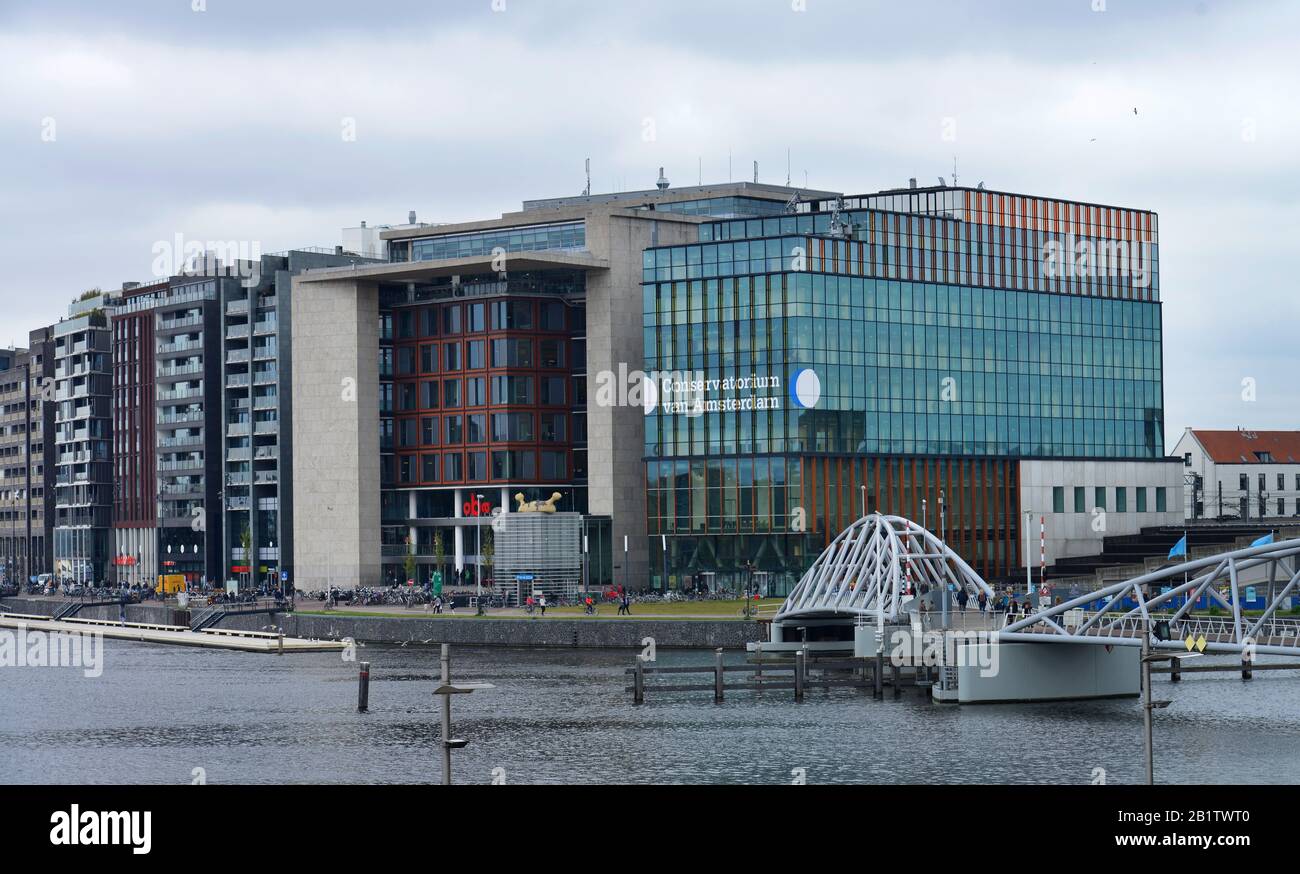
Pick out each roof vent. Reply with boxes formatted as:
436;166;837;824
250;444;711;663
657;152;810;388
408;210;417;225
656;167;670;191
908;177;918;189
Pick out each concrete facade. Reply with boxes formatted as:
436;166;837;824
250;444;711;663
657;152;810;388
1019;458;1184;568
290;277;382;589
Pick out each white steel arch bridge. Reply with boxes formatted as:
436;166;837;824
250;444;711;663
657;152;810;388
776;514;1300;659
775;513;995;624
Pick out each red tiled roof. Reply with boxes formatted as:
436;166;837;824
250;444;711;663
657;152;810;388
1192;430;1300;464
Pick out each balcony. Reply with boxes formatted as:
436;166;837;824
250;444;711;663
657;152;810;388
226;324;250;340
253;421;277;435
253;446;278;461
253;320;278;336
159;459;204;473
226;497;252;510
158;315;204;333
158;387;202;402
226;472;252;485
159;363;204;380
253;369;279;385
226;300;249;315
158;410;204;425
252;345;277;361
227;349;250;364
226;373;251;388
226;423;251;436
253;397;277;410
254;471;278;485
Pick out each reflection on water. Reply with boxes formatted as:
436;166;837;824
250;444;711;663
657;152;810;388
3;641;1300;785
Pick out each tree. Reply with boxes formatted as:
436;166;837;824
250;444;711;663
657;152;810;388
481;529;495;587
403;537;417;585
433;530;445;578
240;524;252;590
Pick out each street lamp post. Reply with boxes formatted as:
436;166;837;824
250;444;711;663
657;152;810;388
1024;509;1034;598
475;494;484;598
939;489;947;545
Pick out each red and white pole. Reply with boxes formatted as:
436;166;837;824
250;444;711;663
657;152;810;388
1039;515;1046;586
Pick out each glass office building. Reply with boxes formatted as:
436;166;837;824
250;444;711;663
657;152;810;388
643;185;1164;591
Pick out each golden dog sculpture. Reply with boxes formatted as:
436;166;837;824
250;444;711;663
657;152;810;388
515;492;564;514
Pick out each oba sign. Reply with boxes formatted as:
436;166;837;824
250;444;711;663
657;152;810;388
463;495;493;517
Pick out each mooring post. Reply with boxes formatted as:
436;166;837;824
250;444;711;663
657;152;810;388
633;657;645;704
794;648;805;701
357;661;370;713
714;648;724;702
891;658;901;697
1242;652;1253;681
874;649;884;700
755;643;763;686
439;644;453;785
277;628;284;656
1170;658;1181;683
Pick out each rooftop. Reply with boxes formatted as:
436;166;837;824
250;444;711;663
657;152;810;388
1189;429;1300;464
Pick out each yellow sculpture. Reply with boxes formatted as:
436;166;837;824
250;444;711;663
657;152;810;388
515;492;564;514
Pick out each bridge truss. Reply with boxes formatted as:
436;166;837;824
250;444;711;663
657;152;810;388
775;514;994;624
1000;537;1300;657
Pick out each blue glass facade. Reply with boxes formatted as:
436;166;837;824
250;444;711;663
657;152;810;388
642;188;1165;590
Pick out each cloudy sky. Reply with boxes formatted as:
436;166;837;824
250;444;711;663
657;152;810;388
1;0;1295;447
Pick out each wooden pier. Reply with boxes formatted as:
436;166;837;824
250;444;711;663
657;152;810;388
0;613;345;653
626;648;936;703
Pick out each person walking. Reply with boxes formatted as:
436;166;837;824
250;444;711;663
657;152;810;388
977;590;988;614
956;588;969;613
539;594;547;616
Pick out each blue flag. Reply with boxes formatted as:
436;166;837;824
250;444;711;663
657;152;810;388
1252;532;1275;547
1168;535;1187;560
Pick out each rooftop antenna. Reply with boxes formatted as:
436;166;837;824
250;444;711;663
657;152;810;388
753;160;758;184
952;156;958;188
786;148;791;186
584;158;591;196
656;167;670;191
698;157;702;186
784;190;802;214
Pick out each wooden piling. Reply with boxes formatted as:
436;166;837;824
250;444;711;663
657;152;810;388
633;658;645;704
794;649;805;701
357;661;370;713
714;648;724;702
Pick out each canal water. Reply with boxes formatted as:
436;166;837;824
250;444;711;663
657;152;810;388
2;640;1299;785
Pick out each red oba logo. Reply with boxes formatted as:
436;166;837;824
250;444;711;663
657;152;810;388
463;495;493;517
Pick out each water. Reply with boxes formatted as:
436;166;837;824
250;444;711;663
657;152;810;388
3;640;1299;785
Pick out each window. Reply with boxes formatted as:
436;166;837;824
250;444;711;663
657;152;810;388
466;414;486;443
396;346;416;375
540;300;566;330
540;451;566;479
442;379;461;408
399;455;414;483
398;383;417;412
397;311;415;339
1136;487;1147;512
540;377;565;405
420;344;437;374
444;343;462;371
443;306;462;334
492;375;534;405
467;303;485;333
467;340;485;370
465;377;486;406
1052;486;1064;514
539;339;565;368
1280;474;1286;490
1074;487;1085;513
493;450;536;480
493;412;533;442
444;453;462;480
1156;487;1167;512
421;307;438;337
540;413;566;442
421;417;438;446
467;451;487;481
398;418;417;448
1094;487;1106;512
445;416;463;444
421;380;438;409
492;300;533;330
492;338;532;367
1115;487;1127;513
421;454;439;482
